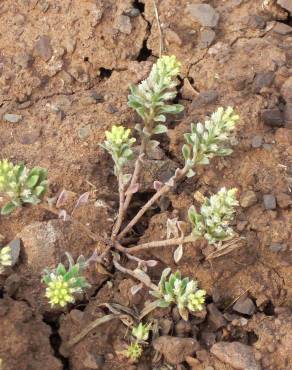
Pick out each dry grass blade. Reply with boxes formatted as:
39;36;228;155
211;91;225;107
64;314;120;349
206;237;245;260
153;0;164;56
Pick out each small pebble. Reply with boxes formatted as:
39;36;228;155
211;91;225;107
3;113;22;123
263;194;276;210
269;243;287;252
251;135;263;148
240;190;257;208
78;126;91;140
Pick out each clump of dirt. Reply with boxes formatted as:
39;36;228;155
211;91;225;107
0;0;292;369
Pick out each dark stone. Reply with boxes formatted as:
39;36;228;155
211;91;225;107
277;0;292;13
90;90;104;102
273;22;292;35
124;8;140;17
14;53;33;68
4;273;21;296
19;129;41;145
153;336;199;365
191;90;218;108
201;331;216;348
34;35;53;61
269;243;287;252
263;194;276;210
207;303;227;330
253;71;274;93
262;109;284;127
188;3;220;27
211;342;261;370
249;15;266;29
233;297;256;315
198;28;216;49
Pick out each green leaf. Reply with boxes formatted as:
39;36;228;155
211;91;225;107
22;195;39;204
184;133;193;145
56;263;66;276
122;148;133;158
1;202;18;215
182;144;191;160
188;205;198;225
160;104;184;114
216;148;233;156
153;124;168;134
34;185;46;197
157;300;171;308
26;175;39;188
153;115;166;123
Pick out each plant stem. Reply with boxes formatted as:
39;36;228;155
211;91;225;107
117;165;189;239
113;258;157;290
126;234;197;253
111;171;126;240
123;139;146;213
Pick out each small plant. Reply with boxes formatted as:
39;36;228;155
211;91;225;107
124;322;151;361
0;160;47;215
188;187;239;245
132;322;151;342
101;125;136;176
42;253;90;308
0;245;12;274
124;342;143;361
150;268;206;321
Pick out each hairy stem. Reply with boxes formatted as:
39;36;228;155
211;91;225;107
113;258;157;290
123;139;146;213
111;171;126;240
126;234;197;253
117;165;189;239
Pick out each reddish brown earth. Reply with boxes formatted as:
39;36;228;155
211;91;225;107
0;0;291;369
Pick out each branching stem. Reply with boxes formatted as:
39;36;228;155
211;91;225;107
113;258;157;290
125;234;197;253
123;139;146;213
111;171;126;240
117;165;189;239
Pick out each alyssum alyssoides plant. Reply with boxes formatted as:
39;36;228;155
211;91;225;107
123;322;152;361
0;159;47;215
39;56;240;319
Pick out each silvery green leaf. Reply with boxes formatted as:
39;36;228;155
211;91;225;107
1;202;18;215
173;244;183;264
147;140;160;150
153;115;166;123
157;299;171;308
186;168;196;178
197;157;209;165
153;124;168;134
182;144;191;160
